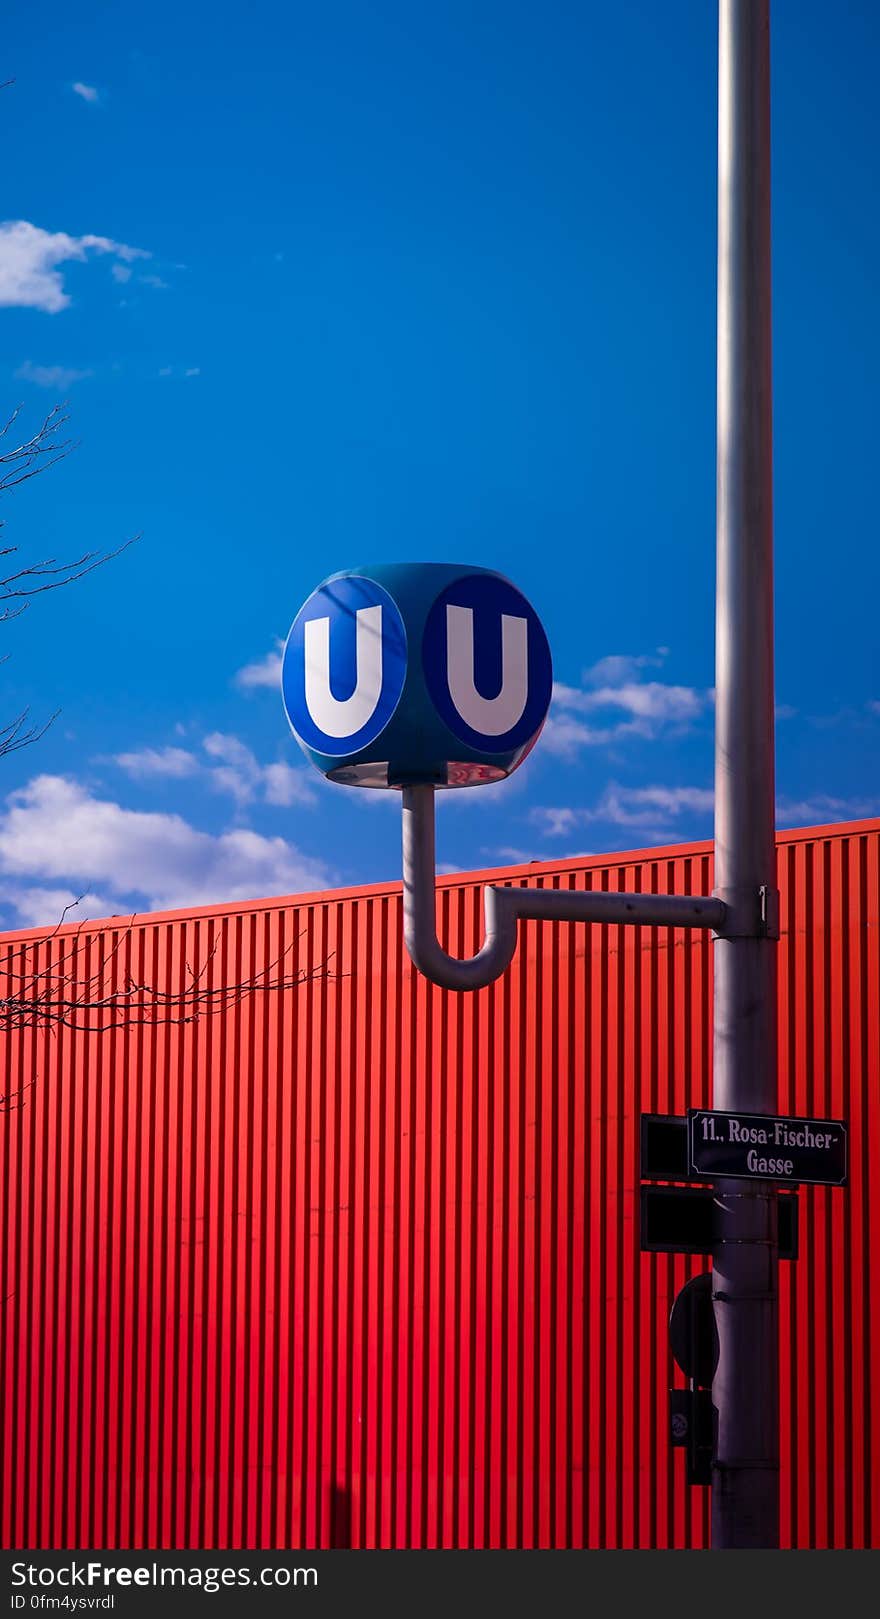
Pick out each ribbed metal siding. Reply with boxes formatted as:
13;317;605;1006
0;820;877;1549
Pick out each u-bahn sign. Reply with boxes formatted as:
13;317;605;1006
282;562;553;790
688;1108;848;1187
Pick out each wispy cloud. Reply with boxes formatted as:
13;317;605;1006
0;883;110;929
0;774;332;922
541;714;636;754
553;680;706;723
234;641;284;691
531;783;715;839
580;651;668;686
776;793;878;827
593;784;715;824
71;82;100;104
531;807;579;838
543;650;709;758
202;732;263;804
263;761;314;807
113;733;316;809
531;784;876;847
14;360;93;389
0;220;148;313
113;746;200;780
111;263;132;284
202;732;316;807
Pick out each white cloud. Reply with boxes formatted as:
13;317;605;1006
111;733;316;808
202;732;316;807
201;734;255;770
234;642;284;691
776;794;877;827
184;366;200;377
553;680;705;723
263;761;316;807
14;360;93;389
0;220;148;313
111;264;132;284
541;713;642;756
114;746;199;780
581;651;667;686
140;273;168;290
543;655;709;758
531;807;579;838
0;774;332;917
532;783;715;838
595;784;714;824
202;732;261;804
0;883;110;929
71;82;99;104
531;786;876;846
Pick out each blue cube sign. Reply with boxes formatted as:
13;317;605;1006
282;562;552;789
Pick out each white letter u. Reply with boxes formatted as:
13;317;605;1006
304;605;383;737
446;604;528;735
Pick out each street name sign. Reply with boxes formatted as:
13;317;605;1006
688;1108;847;1187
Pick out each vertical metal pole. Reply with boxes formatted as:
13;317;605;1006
712;0;779;1548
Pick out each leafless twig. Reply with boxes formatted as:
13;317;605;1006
0;404;75;497
0;913;339;1034
0;404;138;755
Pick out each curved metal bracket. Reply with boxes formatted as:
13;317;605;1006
402;783;729;992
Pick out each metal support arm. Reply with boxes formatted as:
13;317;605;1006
402;784;729;992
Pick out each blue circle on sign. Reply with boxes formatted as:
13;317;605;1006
282;574;407;757
422;572;552;753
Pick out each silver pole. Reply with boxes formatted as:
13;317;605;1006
712;0;779;1548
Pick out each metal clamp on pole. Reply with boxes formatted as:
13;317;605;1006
402;783;729;993
711;884;780;941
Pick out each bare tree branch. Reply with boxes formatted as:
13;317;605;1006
0;1080;34;1112
0;403;138;754
0;537;138;603
0;910;339;1035
0;706;59;760
0;404;75;496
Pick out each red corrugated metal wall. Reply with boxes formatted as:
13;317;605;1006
0;819;877;1549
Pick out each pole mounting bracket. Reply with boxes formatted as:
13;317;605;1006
402;783;729;992
759;885;780;940
711;884;780;941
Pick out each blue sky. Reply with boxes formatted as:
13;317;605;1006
0;0;877;928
